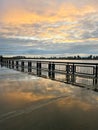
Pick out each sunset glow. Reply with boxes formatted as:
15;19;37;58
0;0;98;56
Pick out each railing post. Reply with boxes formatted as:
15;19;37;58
2;59;5;66
94;65;98;90
5;60;7;67
3;59;5;66
48;62;55;79
6;60;9;67
51;63;55;80
28;61;32;73
12;60;14;69
48;62;51;78
71;64;76;84
21;61;24;72
0;56;3;67
66;63;70;83
9;60;11;68
5;60;7;66
0;56;2;62
16;61;19;70
37;62;41;76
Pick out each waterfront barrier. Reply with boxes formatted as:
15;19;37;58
0;57;98;91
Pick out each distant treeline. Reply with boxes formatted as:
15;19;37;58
1;55;98;60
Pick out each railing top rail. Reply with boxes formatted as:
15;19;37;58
2;58;98;65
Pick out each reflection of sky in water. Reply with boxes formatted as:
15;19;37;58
0;66;98;129
0;67;39;81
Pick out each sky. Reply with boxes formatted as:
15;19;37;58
0;0;98;57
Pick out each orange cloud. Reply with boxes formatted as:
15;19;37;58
1;3;97;25
1;2;98;45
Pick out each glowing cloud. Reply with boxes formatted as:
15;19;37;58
0;0;98;56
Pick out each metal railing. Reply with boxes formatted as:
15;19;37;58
0;57;98;91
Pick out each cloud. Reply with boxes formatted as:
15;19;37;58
0;0;98;56
0;0;98;24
